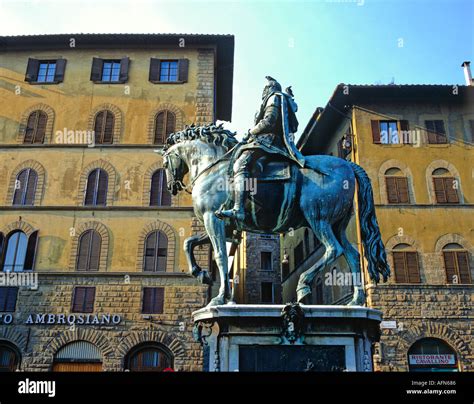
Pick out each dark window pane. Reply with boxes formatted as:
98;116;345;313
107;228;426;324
261;282;273;303
260;252;272;270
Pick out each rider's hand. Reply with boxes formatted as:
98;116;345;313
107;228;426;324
242;130;252;142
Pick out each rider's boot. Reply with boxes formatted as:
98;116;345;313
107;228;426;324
215;172;248;221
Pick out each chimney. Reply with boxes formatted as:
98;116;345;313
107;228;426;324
461;61;473;86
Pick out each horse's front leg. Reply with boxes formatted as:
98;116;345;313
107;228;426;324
183;232;213;285
203;211;231;306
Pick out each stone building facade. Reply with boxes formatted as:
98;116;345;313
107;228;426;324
284;83;474;371
0;33;234;371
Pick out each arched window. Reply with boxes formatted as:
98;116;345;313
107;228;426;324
53;341;102;372
1;230;38;272
76;230;101;271
150;169;172;206
385;168;409;204
432;168;459;204
125;343;173;372
392;243;421;283
408;338;457;372
94;110;114;144
143;231;168;272
442;243;471;284
154;111;175;144
0;342;21;371
24;110;47;144
12;168;38;206
84;169;108;206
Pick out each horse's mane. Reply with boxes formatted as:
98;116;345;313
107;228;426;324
165;123;238;151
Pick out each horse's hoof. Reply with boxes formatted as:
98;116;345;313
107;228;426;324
206;295;226;307
296;285;311;303
197;270;213;286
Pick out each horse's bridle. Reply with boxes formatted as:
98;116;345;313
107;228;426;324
162;149;191;194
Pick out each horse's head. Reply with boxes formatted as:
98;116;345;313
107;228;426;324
160;144;189;195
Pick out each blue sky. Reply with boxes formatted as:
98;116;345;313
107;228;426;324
1;0;473;137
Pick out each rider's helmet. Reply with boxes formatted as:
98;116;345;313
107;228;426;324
262;76;282;100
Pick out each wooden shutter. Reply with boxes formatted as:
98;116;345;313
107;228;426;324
142;288;164;314
444;177;459;203
24;112;37;143
72;287;86;312
160;171;172;206
84;287;96;312
103;112;114;144
142;288;153;313
456;251;471;284
88;231;101;271
165;112;175;135
96;169;108;206
84;170;98;205
433;177;447;203
90;58;104;81
25;58;39;82
24;170;37;205
435;120;447;143
13;170;28;205
5;287;18;312
399;120;409;143
396;177;409;203
54;59;67;82
443;251;457;283
94;112;104;144
119;57;130;83
76;231;92;270
149;58;161;82
393;252;408;283
157;232;168;272
178;59;189;82
385;177;399;204
24;231;38;271
144;232;157;272
154;112;165;144
371;120;380;143
35;112;47;143
405;252;420;283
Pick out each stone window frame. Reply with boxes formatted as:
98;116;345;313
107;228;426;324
147;104;184;144
425;160;463;204
136;221;177;273
385;234;424;284
435;233;473;283
5;160;46;206
378;159;416;205
87;104;123;144
17;104;55;144
69;221;110;272
142;162;178;207
77;160;117;206
1;220;37;239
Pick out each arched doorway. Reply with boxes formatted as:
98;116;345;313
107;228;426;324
408;338;458;372
0;341;21;371
125;343;173;371
52;341;102;372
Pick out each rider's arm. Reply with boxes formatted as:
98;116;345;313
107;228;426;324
248;95;280;136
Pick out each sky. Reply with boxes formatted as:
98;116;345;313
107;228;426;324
1;0;473;138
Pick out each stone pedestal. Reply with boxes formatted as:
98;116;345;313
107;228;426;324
192;304;382;372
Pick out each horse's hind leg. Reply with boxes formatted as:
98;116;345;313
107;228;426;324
183;232;213;285
297;220;344;303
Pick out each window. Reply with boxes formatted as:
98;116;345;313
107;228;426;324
142;287;165;314
0;343;20;371
294;242;304;268
261;282;274;303
71;287;95;313
154;111;176;144
260;251;272;271
0;287;18;312
1;231;38;272
84;169;108;206
53;341;102;372
150;170;172;207
90;57;129;84
76;230;101;271
149;58;189;83
371;120;408;144
432;169;459;204
93;110;114;144
25;58;66;84
425;120;447;144
102;61;121;82
13;169;38;206
126;344;172;372
24;111;47;144
385;168;410;204
408;338;458;372
392;244;421;283
143;231;168;272
443;244;471;284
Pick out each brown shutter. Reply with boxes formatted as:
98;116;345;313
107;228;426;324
96;169;108;206
393;252;407;283
84;170;98;205
84;287;96;312
54;59;67;82
35;112;47;143
24;170;37;205
165;111;176;136
150;172;159;207
433;177;447;203
435;120;447;143
444;177;459;203
90;58;104;81
178;59;189;82
443;251;457;283
13;170;28;205
399;120;409;143
157;232;168;272
102;111;114;144
405;252;420;283
94;112;104;144
371;120;380;143
160;171;172;206
88;231;101;271
385;177;399;204
25;58;39;82
154;287;164;313
142;288;153;313
24;112;37;143
5;287;18;312
24;231;38;271
144;232;157;271
396;177;409;203
456;251;471;284
149;58;161;82
72;287;86;312
154;112;165;144
76;231;92;270
119;57;129;83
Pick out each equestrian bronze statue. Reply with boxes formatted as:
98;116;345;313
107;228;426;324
160;77;390;307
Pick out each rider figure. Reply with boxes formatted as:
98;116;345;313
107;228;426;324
216;76;305;221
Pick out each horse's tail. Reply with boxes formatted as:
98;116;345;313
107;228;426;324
350;162;390;283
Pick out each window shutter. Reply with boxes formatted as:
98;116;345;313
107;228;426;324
54;59;67;82
90;58;104;82
13;170;28;205
76;231;92;271
444;177;459;203
89;231;101;271
103;112;114;144
35;112;47;143
24;112;37;143
425;120;437;143
24;170;37;205
94;112;104;144
25;58;39;82
396;177;409;203
142;288;153;313
443;251;457;283
5;287;18;312
144;232;157;271
393;252;407;283
96;169;108;206
166;112;176;136
371;120;380;144
405;252;420;283
160;171;172;207
119;57;130;83
178;59;189;83
72;287;86;312
385;177;399;204
84;170;98;205
157;232;168;272
149;58;161;82
23;231;38;271
433;177;447;203
154;112;165;144
399;120;409;143
84;287;96;312
399;120;409;132
456;251;471;284
150;172;159;207
153;287;164;313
